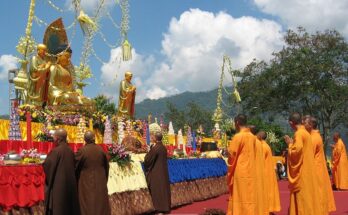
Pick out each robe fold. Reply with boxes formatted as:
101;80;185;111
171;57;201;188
287;125;320;215
255;138;267;215
261;140;281;213
227;127;259;215
311;130;336;213
43;143;80;215
144;142;171;213
332;138;348;190
75;144;110;215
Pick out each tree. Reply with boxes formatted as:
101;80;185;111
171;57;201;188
164;102;186;131
164;102;213;135
186;102;213;133
93;95;117;116
238;27;348;153
248;118;288;155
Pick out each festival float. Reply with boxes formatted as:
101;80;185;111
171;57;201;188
0;1;230;214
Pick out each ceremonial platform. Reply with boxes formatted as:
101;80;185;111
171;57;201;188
0;158;227;214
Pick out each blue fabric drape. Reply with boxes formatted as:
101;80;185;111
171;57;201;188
167;158;227;183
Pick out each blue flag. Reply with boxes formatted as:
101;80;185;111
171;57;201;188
192;131;196;152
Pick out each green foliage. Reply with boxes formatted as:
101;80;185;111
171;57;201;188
164;101;213;135
93;95;117;116
248;118;288;155
238;27;348;151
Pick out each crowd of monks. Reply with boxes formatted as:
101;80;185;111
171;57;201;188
227;113;348;215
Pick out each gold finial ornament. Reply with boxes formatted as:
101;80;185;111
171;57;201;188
13;61;29;91
122;39;132;61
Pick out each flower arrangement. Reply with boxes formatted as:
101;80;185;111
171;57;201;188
17;105;109;133
108;144;131;167
169;149;187;159
20;148;41;164
191;151;201;158
35;130;52;142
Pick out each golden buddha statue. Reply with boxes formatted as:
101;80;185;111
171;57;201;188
118;71;136;118
48;46;94;109
27;44;51;106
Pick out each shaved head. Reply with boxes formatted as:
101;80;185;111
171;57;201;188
84;130;95;144
310;117;318;129
257;131;267;140
235;114;247;126
302;115;312;132
248;125;257;135
53;128;68;145
155;132;163;143
289;112;302;125
333;132;341;142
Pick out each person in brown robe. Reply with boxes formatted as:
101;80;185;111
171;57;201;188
43;128;80;215
75;131;110;215
144;131;171;214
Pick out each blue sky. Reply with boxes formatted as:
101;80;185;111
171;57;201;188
1;0;347;115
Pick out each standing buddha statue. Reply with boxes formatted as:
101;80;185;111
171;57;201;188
27;44;51;106
117;71;136;118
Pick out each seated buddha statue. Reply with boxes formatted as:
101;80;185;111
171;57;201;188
48;45;94;109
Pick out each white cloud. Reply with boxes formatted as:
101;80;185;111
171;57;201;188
253;0;348;37
100;47;158;103
0;55;17;81
100;9;284;103
146;86;168;100
147;9;283;92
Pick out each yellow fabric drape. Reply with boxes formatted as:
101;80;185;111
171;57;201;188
0;119;103;143
107;161;147;195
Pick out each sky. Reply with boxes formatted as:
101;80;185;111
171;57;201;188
0;0;348;115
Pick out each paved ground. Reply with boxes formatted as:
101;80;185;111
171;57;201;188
171;180;348;215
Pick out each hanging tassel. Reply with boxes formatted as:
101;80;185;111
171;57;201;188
78;10;98;34
233;88;242;103
122;39;132;61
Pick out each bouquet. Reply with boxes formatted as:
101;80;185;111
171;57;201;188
20;148;41;164
108;144;132;167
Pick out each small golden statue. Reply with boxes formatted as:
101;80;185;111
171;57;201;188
117;71;136;118
27;44;51;106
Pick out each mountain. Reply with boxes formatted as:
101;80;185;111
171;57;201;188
135;87;236;119
0;115;9;120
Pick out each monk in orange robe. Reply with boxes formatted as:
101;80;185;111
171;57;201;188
257;131;281;213
249;126;267;215
303;116;336;213
284;112;320;215
331;132;348;190
227;114;260;215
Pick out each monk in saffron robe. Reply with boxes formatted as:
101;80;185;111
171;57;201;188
249;126;267;215
43;128;80;215
303;116;336;213
284;112;320;215
75;131;110;215
227;114;259;215
331;132;348;190
257;131;281;213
